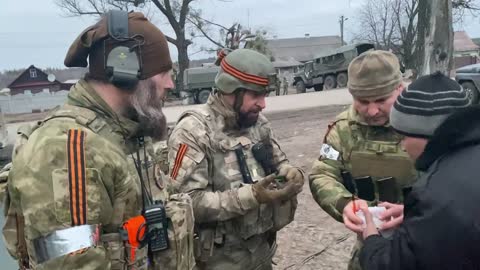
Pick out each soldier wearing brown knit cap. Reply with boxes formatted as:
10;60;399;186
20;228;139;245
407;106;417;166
2;10;196;270
310;50;417;270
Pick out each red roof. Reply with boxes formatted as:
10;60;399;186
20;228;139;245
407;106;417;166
454;31;480;52
9;81;58;89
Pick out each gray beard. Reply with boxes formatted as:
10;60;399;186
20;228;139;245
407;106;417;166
129;79;168;141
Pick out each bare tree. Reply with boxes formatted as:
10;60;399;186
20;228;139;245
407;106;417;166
395;0;419;70
243;29;275;61
355;0;402;51
188;14;273;59
55;0;197;92
354;0;480;75
354;0;418;70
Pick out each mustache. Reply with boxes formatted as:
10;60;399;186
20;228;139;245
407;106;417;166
248;106;263;114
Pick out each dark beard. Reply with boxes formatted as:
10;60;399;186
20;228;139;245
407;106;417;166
237;111;259;129
129;79;168;140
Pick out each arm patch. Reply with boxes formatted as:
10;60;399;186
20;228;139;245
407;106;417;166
67;129;87;226
170;143;189;180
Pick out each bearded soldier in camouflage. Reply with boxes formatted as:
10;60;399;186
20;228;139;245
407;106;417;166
2;11;195;270
309;50;417;270
168;48;304;270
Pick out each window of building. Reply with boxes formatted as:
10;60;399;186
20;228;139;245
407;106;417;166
29;69;37;78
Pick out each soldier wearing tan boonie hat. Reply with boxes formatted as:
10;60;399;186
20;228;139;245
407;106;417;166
309;50;417;270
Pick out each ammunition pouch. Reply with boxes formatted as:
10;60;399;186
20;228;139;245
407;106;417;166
350;147;416;203
102;232;149;270
272;197;297;231
150;193;196;270
233;204;274;240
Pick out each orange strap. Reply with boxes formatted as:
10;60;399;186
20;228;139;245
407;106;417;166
221;59;269;86
122;215;146;262
171;143;189;180
67;129;87;226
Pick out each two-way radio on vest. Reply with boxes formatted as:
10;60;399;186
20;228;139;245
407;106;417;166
106;10;169;255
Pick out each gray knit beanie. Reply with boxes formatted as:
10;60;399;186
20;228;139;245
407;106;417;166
390;72;471;138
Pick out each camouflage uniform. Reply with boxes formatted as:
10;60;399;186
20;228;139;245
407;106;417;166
168;49;301;270
2;80;195;269
309;50;418;270
282;77;288;95
310;105;417;270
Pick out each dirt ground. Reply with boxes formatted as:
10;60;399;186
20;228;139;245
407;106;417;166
264;105;356;270
0;102;355;270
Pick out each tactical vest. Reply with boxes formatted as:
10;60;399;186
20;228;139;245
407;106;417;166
3;104;195;270
178;107;294;258
346;121;417;203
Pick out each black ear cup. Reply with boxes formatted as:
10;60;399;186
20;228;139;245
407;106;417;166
104;10;141;90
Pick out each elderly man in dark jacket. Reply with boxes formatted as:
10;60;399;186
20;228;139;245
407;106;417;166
359;72;479;270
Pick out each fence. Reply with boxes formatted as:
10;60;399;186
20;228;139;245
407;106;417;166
0;90;69;114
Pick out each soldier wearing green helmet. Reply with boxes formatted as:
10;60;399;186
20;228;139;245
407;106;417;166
168;48;305;269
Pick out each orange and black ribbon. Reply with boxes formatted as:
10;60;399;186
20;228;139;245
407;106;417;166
67;129;87;226
171;143;188;180
221;59;269;86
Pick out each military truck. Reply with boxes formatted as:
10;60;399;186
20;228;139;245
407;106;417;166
293;43;375;93
176;65;219;104
455;63;480;104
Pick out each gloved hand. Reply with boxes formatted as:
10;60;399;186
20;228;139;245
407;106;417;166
252;174;300;204
278;166;304;192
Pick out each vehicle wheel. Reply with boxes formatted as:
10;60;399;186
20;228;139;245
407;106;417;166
462;82;479;104
296;81;306;94
196;89;211;104
336;72;348;88
314;84;324;91
324;75;337;90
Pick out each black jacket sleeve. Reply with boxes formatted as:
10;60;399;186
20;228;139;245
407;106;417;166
360;232;416;270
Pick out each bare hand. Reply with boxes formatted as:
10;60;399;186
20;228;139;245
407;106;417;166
342;199;368;233
378;202;404;230
360;206;380;239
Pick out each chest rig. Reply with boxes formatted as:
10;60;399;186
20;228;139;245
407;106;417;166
346;122;417;203
180;107;275;240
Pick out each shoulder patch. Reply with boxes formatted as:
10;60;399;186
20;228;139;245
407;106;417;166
67;129;87;226
323;118;348;143
320;143;340;160
171;143;189;180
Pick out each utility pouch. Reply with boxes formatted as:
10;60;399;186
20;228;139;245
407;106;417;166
354;176;375;201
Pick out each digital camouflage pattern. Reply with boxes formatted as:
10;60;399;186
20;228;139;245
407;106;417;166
2;80;195;270
168;93;300;270
309;105;416;270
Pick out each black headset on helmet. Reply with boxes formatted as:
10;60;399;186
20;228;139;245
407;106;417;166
104;10;143;90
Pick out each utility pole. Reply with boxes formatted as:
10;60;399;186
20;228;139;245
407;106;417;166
339;15;348;45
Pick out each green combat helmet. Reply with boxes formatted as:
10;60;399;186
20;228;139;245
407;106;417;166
215;48;278;94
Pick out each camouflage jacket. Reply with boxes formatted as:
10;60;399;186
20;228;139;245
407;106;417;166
2;80;195;269
168;93;299;265
309;105;416;222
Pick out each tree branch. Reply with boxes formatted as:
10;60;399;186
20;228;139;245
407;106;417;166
151;0;179;31
165;35;178;45
187;17;224;48
191;15;230;31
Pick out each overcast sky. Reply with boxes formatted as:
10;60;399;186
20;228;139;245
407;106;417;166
1;0;479;72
